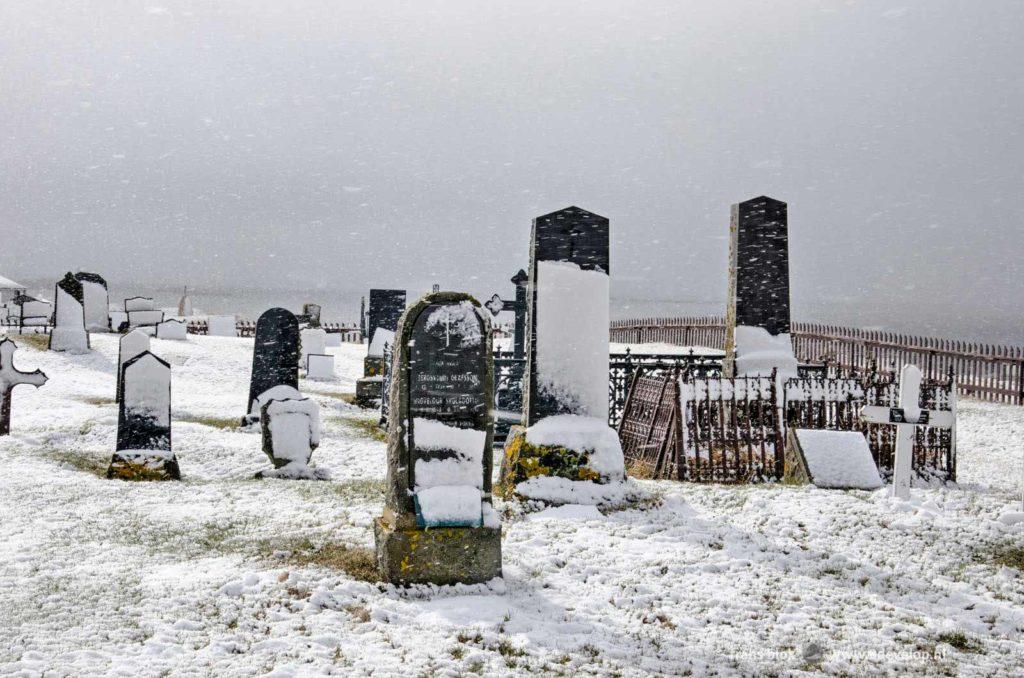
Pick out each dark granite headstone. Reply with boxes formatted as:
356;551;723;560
367;289;406;345
375;292;500;586
49;272;90;352
724;195;792;376
245;308;300;424
108;351;179;480
523;206;610;426
0;338;48;436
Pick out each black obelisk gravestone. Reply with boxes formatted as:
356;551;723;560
523;206;610;427
244;308;300;424
367;289;407;345
375;292;501;586
108;351;179;480
724;196;792;376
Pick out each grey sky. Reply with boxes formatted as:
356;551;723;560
2;1;1022;340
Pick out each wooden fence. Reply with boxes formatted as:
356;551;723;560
610;317;1024;405
187;320;362;342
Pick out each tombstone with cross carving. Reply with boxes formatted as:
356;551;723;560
859;364;955;499
0;338;48;436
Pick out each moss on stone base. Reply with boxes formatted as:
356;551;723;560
107;454;181;481
496;426;601;499
374;517;502;586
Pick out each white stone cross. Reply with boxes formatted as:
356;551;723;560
0;338;49;436
860;364;954;500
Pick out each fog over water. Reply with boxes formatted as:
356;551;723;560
3;1;1022;343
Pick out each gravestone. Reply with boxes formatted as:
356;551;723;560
0;338;48;436
724;196;796;378
500;207;625;501
367;289;406;348
124;296;154;312
306;354;335;380
374;292;501;586
117;330;150;403
784;429;883;490
301;303;322;328
17;296;51;328
156;319;187;340
300;328;327;368
207;315;237;337
74;272;109;332
358;290;405;406
128;309;165;330
244;308;300;424
109;311;129;333
49;272;90;353
256;394;327;479
108;351;179;480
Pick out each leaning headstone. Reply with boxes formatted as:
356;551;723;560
207;315;237;337
374;292;501;586
784;429;883;490
299;328;327;368
255;394;327;480
499;207;625;502
244;308;299;424
117;330;150;403
74;272;109;332
0;338;48;436
156;319;187;340
49;272;90;353
357;290;404;406
723;195;797;378
306;354;335;380
107;351;179;480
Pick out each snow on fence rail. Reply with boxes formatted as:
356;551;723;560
610;317;1024;405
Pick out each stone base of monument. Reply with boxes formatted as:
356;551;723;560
255;463;331;481
354;377;382;406
107;452;181;481
374;516;502;586
363;356;384;378
497;425;603;499
49;328;90;354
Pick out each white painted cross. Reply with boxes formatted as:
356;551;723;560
859;364;955;500
0;338;49;436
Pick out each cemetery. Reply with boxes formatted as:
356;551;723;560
0;199;1022;676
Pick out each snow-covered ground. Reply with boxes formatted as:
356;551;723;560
1;334;1022;676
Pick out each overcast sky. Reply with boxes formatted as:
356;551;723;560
2;1;1022;340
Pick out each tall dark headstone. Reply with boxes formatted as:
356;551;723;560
367;289;406;346
374;292;501;586
523;206;610;426
724;196;793;377
50;272;90;353
245;308;300;424
74;272;109;332
0;338;48;436
108;351;179;480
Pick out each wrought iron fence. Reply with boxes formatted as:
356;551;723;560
611;316;1024;405
186;320;362;341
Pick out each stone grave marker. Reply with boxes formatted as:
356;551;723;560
301;303;322;327
724;196;796;378
49;272;90;353
109;311;129;333
124;296;154;312
128;309;165;330
784;429;883;490
256;394;327;479
300;328;327;368
74;272;109;332
117;330;151;403
860;364;955;500
374;292;501;586
108;351;179;480
156;319;187;340
367;289;406;348
244;308;300;424
306;354;334;381
207;315;237;337
499;207;625;500
0;338;48;436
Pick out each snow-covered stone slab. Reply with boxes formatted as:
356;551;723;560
124;296;154;312
300;328;327;367
305;354;334;381
127;309;165;329
49;273;90;353
785;429;883;490
116;329;150;403
256;394;326;480
207;315;237;337
108;351;179;481
75;272;109;332
156;319;187;341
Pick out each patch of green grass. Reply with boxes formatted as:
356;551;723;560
116;517;255;558
10;334;49;351
936;631;983;653
40;447;108;477
334;415;387;442
296;477;384;503
292;542;380;582
991;545;1024;570
319;391;358;405
177;413;242;430
79;395;116;406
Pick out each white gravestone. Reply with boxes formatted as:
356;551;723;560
306;354;335;381
860;364;955;500
117;330;150;403
300;328;327;367
207;316;237;337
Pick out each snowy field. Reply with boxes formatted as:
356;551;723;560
1;334;1023;676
